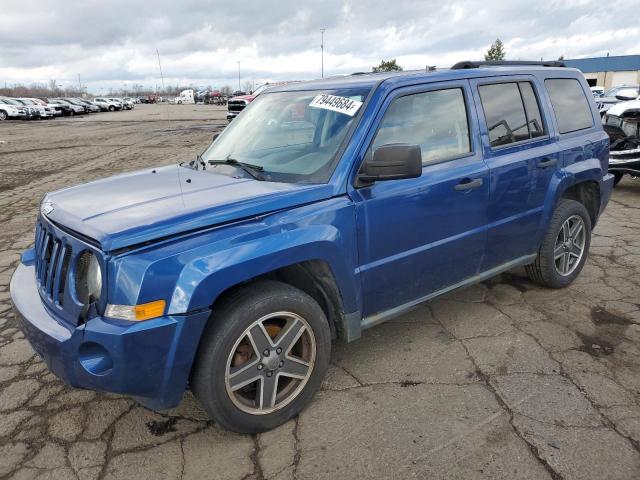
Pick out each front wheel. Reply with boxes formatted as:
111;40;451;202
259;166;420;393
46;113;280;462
191;280;331;433
108;105;115;112
525;199;591;288
0;110;7;121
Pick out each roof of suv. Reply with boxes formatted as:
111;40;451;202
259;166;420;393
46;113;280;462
268;63;581;93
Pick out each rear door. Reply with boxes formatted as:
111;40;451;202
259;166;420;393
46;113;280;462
470;76;560;270
349;81;490;319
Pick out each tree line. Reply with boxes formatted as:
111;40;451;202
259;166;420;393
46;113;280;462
0;81;237;98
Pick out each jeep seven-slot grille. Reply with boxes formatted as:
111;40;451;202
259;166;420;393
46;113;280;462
34;220;72;306
228;100;247;112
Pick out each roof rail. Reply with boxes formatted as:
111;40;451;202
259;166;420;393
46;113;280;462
451;60;566;69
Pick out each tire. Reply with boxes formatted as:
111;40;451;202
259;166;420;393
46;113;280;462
69;110;74;117
613;172;624;186
108;105;115;112
0;110;7;121
525;199;592;288
191;280;331;434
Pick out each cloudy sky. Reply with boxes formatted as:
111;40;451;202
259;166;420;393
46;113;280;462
1;0;639;93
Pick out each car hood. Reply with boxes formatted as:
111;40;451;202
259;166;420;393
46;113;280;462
607;99;640;117
229;95;256;102
598;96;620;104
43;165;333;252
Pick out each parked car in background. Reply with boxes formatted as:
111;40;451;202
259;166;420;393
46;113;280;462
60;98;92;113
122;97;136;108
205;91;227;105
10;98;49;119
51;98;86;115
39;98;74;116
602;99;640;186
596;85;640;115
105;98;127;110
72;99;101;113
29;98;63;116
16;98;55;118
93;98;121;111
227;84;271;121
590;86;604;97
0;98;26;120
138;95;158;104
11;61;614;434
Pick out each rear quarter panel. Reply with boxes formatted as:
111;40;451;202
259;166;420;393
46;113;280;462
534;69;609;244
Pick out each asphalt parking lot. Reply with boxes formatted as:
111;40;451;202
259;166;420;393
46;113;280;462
1;104;639;480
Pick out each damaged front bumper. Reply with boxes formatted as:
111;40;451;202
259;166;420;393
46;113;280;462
604;117;640;176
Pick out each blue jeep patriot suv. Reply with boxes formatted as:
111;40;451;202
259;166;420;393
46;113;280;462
11;61;614;433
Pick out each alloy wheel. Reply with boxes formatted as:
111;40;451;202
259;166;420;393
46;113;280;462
225;311;316;415
554;214;586;276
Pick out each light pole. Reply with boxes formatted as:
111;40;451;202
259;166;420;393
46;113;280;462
320;28;326;78
237;61;241;91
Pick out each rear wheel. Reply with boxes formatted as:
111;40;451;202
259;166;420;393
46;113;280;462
526;199;591;288
192;280;331;433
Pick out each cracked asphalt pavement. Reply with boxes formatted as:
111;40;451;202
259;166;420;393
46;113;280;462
1;104;640;480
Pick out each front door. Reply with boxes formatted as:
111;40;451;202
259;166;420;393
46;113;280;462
349;81;490;319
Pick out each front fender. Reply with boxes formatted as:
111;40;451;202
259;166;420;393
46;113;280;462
108;197;360;319
170;225;358;315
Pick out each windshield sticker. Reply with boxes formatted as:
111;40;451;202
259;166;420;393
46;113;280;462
309;94;363;117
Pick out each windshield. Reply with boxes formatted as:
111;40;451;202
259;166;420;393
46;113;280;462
603;86;639;97
202;87;370;183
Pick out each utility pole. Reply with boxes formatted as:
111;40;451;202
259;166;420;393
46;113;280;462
320;28;326;78
77;74;81;93
237;61;241;91
156;49;165;93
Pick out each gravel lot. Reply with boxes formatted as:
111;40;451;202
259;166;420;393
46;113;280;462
1;104;639;480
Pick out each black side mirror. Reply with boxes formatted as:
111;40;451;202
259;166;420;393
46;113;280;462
615;94;636;101
358;144;422;184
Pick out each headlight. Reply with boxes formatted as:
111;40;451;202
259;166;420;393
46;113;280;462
75;251;102;303
105;300;166;322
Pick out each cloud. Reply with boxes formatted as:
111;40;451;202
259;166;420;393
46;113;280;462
0;0;638;92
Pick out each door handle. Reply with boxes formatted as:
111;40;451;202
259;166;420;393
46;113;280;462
454;178;483;191
537;158;557;168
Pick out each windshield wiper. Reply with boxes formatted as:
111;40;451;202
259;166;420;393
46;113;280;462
207;157;264;180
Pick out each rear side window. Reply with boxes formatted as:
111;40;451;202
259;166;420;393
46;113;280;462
545;78;593;134
371;88;471;165
478;82;546;148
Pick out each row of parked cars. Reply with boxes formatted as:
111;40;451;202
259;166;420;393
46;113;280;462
0;96;137;120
